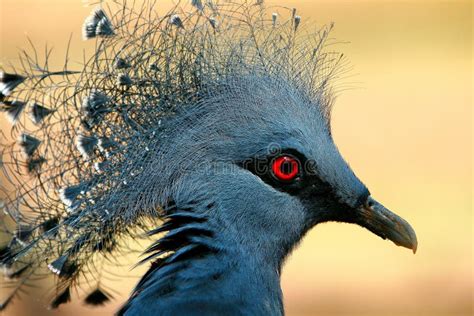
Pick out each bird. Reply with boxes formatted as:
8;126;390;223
0;1;417;315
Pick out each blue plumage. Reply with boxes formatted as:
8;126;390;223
0;1;416;314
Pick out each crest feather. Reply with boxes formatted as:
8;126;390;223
0;0;343;310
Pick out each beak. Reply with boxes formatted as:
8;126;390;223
355;196;418;253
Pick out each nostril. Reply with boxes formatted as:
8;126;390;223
365;197;375;208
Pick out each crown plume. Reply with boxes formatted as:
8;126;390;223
0;0;343;311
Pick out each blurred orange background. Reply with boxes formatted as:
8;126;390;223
0;0;472;315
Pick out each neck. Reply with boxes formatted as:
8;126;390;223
119;206;286;316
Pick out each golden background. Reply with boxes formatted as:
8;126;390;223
0;0;472;315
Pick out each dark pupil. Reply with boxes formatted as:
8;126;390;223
280;160;293;174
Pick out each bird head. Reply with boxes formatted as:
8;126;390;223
155;74;417;265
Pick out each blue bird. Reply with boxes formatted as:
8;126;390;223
0;1;417;315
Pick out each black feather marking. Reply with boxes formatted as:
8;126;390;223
27;156;46;173
116;73;133;86
76;134;98;159
59;183;86;208
84;288;112;306
15;225;33;243
143;238;185;256
155;213;207;233
18;133;41;157
144;224;213;254
0;245;9;260
148;62;160;72
139;215;214;266
29;102;54;124
294;15;301;31
0;245;13;267
114;57;130;69
0;245;13;271
146;222;174;236
170;14;184;28
209;17;217;29
47;255;67;275
192;0;204;11
136;249;170;266
50;287;71;309
124;213;216;315
0;71;25;96
81;90;110;122
0;100;26;124
47;254;77;278
96;19;114;37
165;243;217;265
83;8;115;40
41;217;59;235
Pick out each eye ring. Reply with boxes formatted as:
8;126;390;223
271;155;300;182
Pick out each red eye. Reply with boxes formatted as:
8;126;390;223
271;155;299;181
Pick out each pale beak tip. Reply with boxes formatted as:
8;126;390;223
411;236;418;254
